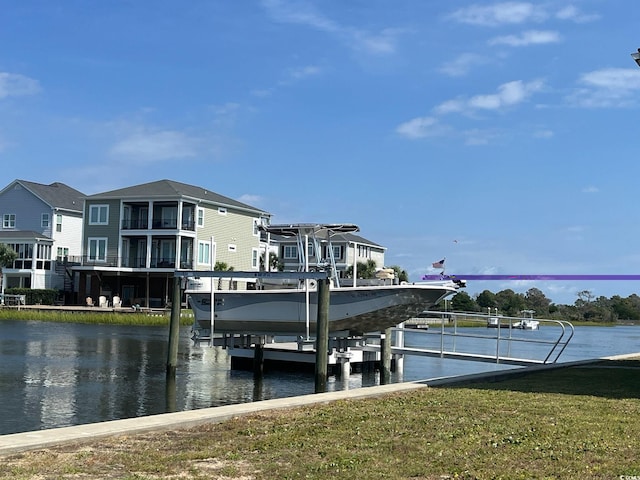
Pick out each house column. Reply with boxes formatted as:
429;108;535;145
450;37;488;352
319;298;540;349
145;201;154;268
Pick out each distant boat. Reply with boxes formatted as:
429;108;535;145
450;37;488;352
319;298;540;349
513;318;540;330
513;310;540;330
186;223;466;336
486;316;509;328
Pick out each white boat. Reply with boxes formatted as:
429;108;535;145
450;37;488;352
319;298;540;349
513;318;540;330
186;223;465;336
188;282;461;335
486;316;502;328
513;310;540;330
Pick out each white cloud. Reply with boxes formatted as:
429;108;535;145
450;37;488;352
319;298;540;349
448;2;546;27
438;53;490;77
261;0;402;55
436;79;544;114
475;79;544;109
252;65;322;97
395;116;448;139
351;28;403;55
110;130;200;163
568;68;640;108
463;128;500;145
398;79;544;143
433;98;466;115
582;186;599;193
448;2;598;27
261;0;337;31
288;65;322;80
488;30;561;47
532;129;553;138
0;72;41;98
279;65;323;86
555;5;599;23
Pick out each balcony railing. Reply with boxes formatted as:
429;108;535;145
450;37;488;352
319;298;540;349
120;218;195;231
67;255;193;269
121;218;149;230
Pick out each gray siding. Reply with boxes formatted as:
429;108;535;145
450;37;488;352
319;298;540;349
0;183;51;235
83;199;121;260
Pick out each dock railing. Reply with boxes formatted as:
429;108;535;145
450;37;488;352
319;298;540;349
0;294;26;309
370;311;574;366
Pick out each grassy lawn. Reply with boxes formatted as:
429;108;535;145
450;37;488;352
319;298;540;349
1;359;639;479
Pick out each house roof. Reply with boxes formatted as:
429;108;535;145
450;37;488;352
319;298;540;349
87;179;270;216
0;230;52;241
271;232;385;249
8;180;85;213
334;232;385;249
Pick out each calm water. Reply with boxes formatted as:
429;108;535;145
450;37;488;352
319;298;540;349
1;319;639;435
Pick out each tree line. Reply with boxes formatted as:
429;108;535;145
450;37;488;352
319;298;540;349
444;287;640;323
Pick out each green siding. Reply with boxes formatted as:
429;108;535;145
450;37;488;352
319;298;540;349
195;205;260;271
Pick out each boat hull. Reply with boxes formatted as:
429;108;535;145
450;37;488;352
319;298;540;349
187;283;457;336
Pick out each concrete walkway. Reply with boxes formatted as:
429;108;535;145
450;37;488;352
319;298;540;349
1;354;637;457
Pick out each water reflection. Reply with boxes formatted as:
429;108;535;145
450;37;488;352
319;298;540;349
1;319;639;435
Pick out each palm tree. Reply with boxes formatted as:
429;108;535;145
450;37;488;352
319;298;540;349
0;244;17;298
260;252;282;271
214;261;234;290
345;259;378;279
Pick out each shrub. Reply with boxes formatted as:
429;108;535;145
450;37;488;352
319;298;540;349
5;287;58;305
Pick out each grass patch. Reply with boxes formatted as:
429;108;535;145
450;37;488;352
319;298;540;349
1;361;639;479
0;308;195;326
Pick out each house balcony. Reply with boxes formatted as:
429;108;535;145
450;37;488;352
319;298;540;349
121;218;195;231
121;218;149;230
121;200;196;231
69;255;193;269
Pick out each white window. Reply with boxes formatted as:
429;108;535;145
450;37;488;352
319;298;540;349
329;245;343;260
3;214;15;229
41;213;50;228
197;208;204;227
88;237;107;262
57;247;69;259
218;207;227;215
36;244;51;260
228;244;236;253
251;248;259;269
253;219;260;236
89;205;109;225
56;214;62;232
283;245;297;259
197;241;211;265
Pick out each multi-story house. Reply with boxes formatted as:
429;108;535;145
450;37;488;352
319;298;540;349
0;180;85;293
273;230;387;284
73;179;271;308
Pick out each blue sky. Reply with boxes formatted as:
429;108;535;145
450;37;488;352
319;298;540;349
2;1;640;305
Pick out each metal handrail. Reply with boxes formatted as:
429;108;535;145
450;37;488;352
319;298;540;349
384;311;574;366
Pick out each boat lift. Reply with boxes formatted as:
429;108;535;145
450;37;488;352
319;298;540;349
174;269;331;342
169;271;574;389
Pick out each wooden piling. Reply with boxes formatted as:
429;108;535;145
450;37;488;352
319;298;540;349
314;278;330;393
380;327;392;384
253;341;264;377
166;276;182;375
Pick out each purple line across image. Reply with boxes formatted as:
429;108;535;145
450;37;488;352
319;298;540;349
421;275;640;281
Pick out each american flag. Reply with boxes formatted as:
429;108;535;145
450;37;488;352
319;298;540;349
432;258;445;269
